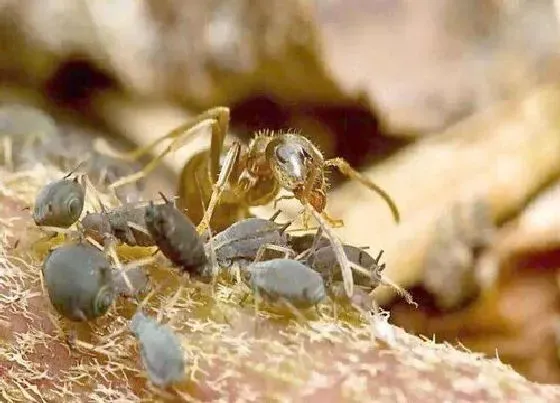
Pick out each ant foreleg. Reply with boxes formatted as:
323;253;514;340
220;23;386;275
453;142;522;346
196;142;241;234
325;157;400;223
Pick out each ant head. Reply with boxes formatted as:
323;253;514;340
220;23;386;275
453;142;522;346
266;136;318;194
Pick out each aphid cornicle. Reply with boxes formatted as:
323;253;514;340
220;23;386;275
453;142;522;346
42;243;115;321
244;258;326;309
144;195;208;279
208;217;290;267
81;205;154;247
33;176;85;228
130;311;186;387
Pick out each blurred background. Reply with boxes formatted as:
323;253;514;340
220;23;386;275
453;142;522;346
2;0;560;385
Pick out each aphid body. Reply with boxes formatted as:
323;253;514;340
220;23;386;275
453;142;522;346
0;104;61;168
112;267;150;298
307;245;383;288
245;258;326;309
130;311;186;387
33;177;85;228
42;243;115;321
208;217;289;267
82;205;154;247
145;199;208;278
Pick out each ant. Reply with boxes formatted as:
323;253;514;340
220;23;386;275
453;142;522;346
97;106;400;234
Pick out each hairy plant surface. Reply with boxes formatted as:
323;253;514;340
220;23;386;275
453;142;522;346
1;164;559;402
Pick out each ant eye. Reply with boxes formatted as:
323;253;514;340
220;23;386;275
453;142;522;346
302;148;313;162
275;147;287;164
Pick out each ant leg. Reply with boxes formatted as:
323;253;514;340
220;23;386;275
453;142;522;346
305;204;354;298
196;142;241;234
321;211;344;228
108;107;230;189
325;157;400;223
273;195;296;210
254;244;296;262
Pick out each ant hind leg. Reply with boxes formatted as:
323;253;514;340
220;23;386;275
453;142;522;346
108;107;230;190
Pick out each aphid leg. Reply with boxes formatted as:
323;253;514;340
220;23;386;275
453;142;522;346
269;209;283;222
108;107;230;189
279;297;308;324
325;157;400;223
254;244;296;262
196;142;241;234
306;204;354;298
295;227;324;262
104;235;134;296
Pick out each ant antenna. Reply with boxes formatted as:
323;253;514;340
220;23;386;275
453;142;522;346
158;192;169;203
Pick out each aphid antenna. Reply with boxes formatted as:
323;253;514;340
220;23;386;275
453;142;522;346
62;158;89;180
158;191;170;204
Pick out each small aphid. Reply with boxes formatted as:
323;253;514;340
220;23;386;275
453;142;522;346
42;243;115;321
208;217;290;267
145;195;208;279
130;311;186;387
112;267;150;298
81;205;154;247
307;245;384;289
33;176;85;228
0;104;61;168
244;258;326;309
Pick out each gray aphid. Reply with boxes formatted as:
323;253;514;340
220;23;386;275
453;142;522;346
112;267;150;298
81;205;154;247
130;311;186;387
33;177;85;228
42;243;115;321
306;245;384;288
208;217;289;267
245;258;326;309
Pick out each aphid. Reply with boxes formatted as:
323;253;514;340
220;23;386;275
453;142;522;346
112;267;150;298
84;151;145;204
81;204;154;247
99;107;400;233
129;311;186;387
307;245;385;289
42;243;115;321
244;258;326;309
32;175;85;228
145;194;209;279
0;104;60;169
207;216;291;268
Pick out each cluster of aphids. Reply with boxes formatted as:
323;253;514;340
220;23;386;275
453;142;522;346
31;170;391;387
9;104;409;389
